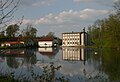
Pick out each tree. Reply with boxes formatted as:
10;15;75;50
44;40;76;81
30;27;37;37
0;0;20;26
87;1;120;48
46;32;55;37
0;30;5;38
6;24;19;37
22;24;37;37
114;0;120;17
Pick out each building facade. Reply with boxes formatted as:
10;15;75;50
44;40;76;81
0;37;24;47
62;31;88;46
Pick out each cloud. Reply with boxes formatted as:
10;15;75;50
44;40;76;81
79;9;109;19
19;0;56;7
35;9;110;25
114;0;120;2
10;8;110;26
22;19;34;25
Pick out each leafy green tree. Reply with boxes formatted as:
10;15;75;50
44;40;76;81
6;24;19;37
88;1;120;48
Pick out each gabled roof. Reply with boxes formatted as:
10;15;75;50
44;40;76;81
38;37;54;41
5;42;20;44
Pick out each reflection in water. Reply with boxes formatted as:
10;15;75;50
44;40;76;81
0;48;120;82
0;48;38;81
0;48;60;81
62;47;89;63
38;47;59;59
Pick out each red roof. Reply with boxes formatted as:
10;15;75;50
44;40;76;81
38;37;53;41
7;42;20;44
0;37;23;42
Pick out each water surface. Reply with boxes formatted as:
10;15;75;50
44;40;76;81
0;47;120;82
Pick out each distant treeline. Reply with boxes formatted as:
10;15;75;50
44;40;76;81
88;1;120;48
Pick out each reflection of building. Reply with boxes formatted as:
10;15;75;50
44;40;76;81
38;47;59;58
0;49;25;57
62;47;88;61
0;48;37;68
0;48;35;57
62;29;89;46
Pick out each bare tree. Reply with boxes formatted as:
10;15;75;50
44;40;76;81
114;0;120;18
22;24;37;37
0;0;20;25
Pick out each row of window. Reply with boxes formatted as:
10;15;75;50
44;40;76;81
63;34;80;36
63;35;80;37
63;36;80;39
63;38;80;40
63;42;80;45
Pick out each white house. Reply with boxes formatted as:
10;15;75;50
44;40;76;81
38;37;54;47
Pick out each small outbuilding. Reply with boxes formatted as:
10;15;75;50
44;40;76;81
38;37;57;47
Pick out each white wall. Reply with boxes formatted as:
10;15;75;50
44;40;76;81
81;33;84;46
1;43;10;47
38;41;52;47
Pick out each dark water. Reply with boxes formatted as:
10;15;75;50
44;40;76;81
0;47;120;82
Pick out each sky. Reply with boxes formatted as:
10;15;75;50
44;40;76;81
9;0;119;37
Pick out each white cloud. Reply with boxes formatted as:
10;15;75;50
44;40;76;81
22;19;34;25
35;9;109;25
114;0;119;2
10;9;109;26
79;9;109;19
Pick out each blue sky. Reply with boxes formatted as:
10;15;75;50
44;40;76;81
10;0;118;37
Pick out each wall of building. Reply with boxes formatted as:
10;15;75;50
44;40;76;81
1;43;10;47
62;32;89;46
62;33;81;46
81;33;84;46
38;41;53;47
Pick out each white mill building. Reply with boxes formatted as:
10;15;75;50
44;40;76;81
62;28;89;46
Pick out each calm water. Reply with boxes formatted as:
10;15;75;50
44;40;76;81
0;47;120;82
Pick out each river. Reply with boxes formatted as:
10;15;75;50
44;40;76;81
0;47;120;82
